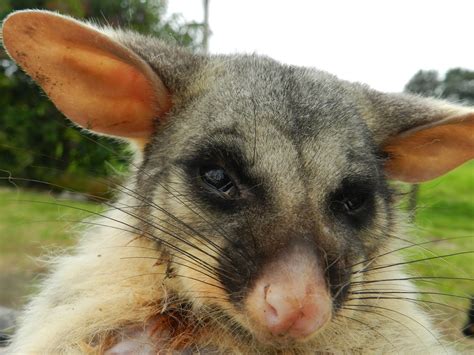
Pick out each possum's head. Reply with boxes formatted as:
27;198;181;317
3;10;473;348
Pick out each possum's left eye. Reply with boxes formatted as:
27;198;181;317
331;190;368;214
200;166;239;199
329;180;375;227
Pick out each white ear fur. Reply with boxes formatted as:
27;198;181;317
2;10;172;140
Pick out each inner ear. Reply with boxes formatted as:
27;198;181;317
2;10;172;139
383;112;474;183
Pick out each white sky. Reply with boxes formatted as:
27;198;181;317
167;0;474;92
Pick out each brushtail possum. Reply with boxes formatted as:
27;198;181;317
2;10;474;354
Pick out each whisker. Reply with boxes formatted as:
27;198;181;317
6;217;237;283
4;160;238;267
351;276;473;286
85;196;232;272
126;184;239;268
350;236;473;270
343;303;448;352
349;290;471;300
336;314;396;351
0;176;109;202
120;256;224;284
100;244;236;282
124;272;227;292
4;142;245;273
342;306;422;343
10;199;221;277
166;167;253;263
97;175;237;265
355;251;474;274
347;296;467;313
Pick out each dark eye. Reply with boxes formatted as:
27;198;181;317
331;191;368;214
200;166;238;199
329;180;375;228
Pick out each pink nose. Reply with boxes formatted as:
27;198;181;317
245;245;332;341
263;283;329;338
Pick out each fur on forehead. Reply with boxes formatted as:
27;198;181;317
139;57;381;201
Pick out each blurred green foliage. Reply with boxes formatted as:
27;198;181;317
0;0;203;196
405;68;474;104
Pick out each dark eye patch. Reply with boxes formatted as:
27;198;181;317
176;141;265;212
328;178;376;229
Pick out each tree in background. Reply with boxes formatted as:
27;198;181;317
404;70;441;98
442;69;474;104
0;0;204;196
405;68;474;104
404;68;474;217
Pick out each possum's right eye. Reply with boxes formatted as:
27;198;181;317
199;166;239;199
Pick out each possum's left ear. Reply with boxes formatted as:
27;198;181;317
1;10;172;140
361;89;474;183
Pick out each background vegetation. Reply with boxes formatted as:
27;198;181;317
0;0;204;196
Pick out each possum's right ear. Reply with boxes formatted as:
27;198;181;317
1;10;172;140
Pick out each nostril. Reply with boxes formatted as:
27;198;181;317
260;283;331;338
264;284;270;299
265;301;279;322
263;284;300;334
263;285;279;323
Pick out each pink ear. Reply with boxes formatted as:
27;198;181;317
2;10;172;139
383;113;474;183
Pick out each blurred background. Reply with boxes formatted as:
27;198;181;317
0;0;473;348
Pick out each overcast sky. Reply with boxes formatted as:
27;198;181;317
167;0;474;93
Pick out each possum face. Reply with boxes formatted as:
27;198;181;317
3;10;474;350
137;60;394;344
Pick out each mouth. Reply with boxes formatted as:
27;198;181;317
120;242;354;352
104;286;337;354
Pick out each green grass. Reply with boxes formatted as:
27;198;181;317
407;160;473;292
401;161;474;343
416;161;473;237
0;163;472;344
0;188;101;307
